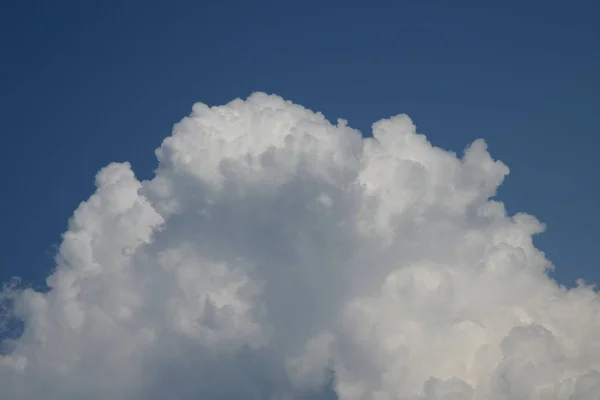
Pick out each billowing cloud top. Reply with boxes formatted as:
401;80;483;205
1;93;599;399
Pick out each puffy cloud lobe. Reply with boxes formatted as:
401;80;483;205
1;92;600;399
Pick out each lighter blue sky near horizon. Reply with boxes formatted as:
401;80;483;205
1;0;599;292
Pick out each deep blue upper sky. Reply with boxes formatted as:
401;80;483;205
1;0;599;290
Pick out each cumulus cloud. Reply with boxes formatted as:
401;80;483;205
1;92;599;399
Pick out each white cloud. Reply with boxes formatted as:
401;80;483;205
1;92;599;399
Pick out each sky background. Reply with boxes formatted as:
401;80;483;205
1;0;599;291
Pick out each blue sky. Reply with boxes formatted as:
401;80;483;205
1;0;599;291
2;2;600;398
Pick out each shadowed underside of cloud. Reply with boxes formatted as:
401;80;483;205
1;93;599;399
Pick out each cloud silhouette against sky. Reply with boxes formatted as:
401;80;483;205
1;93;599;399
